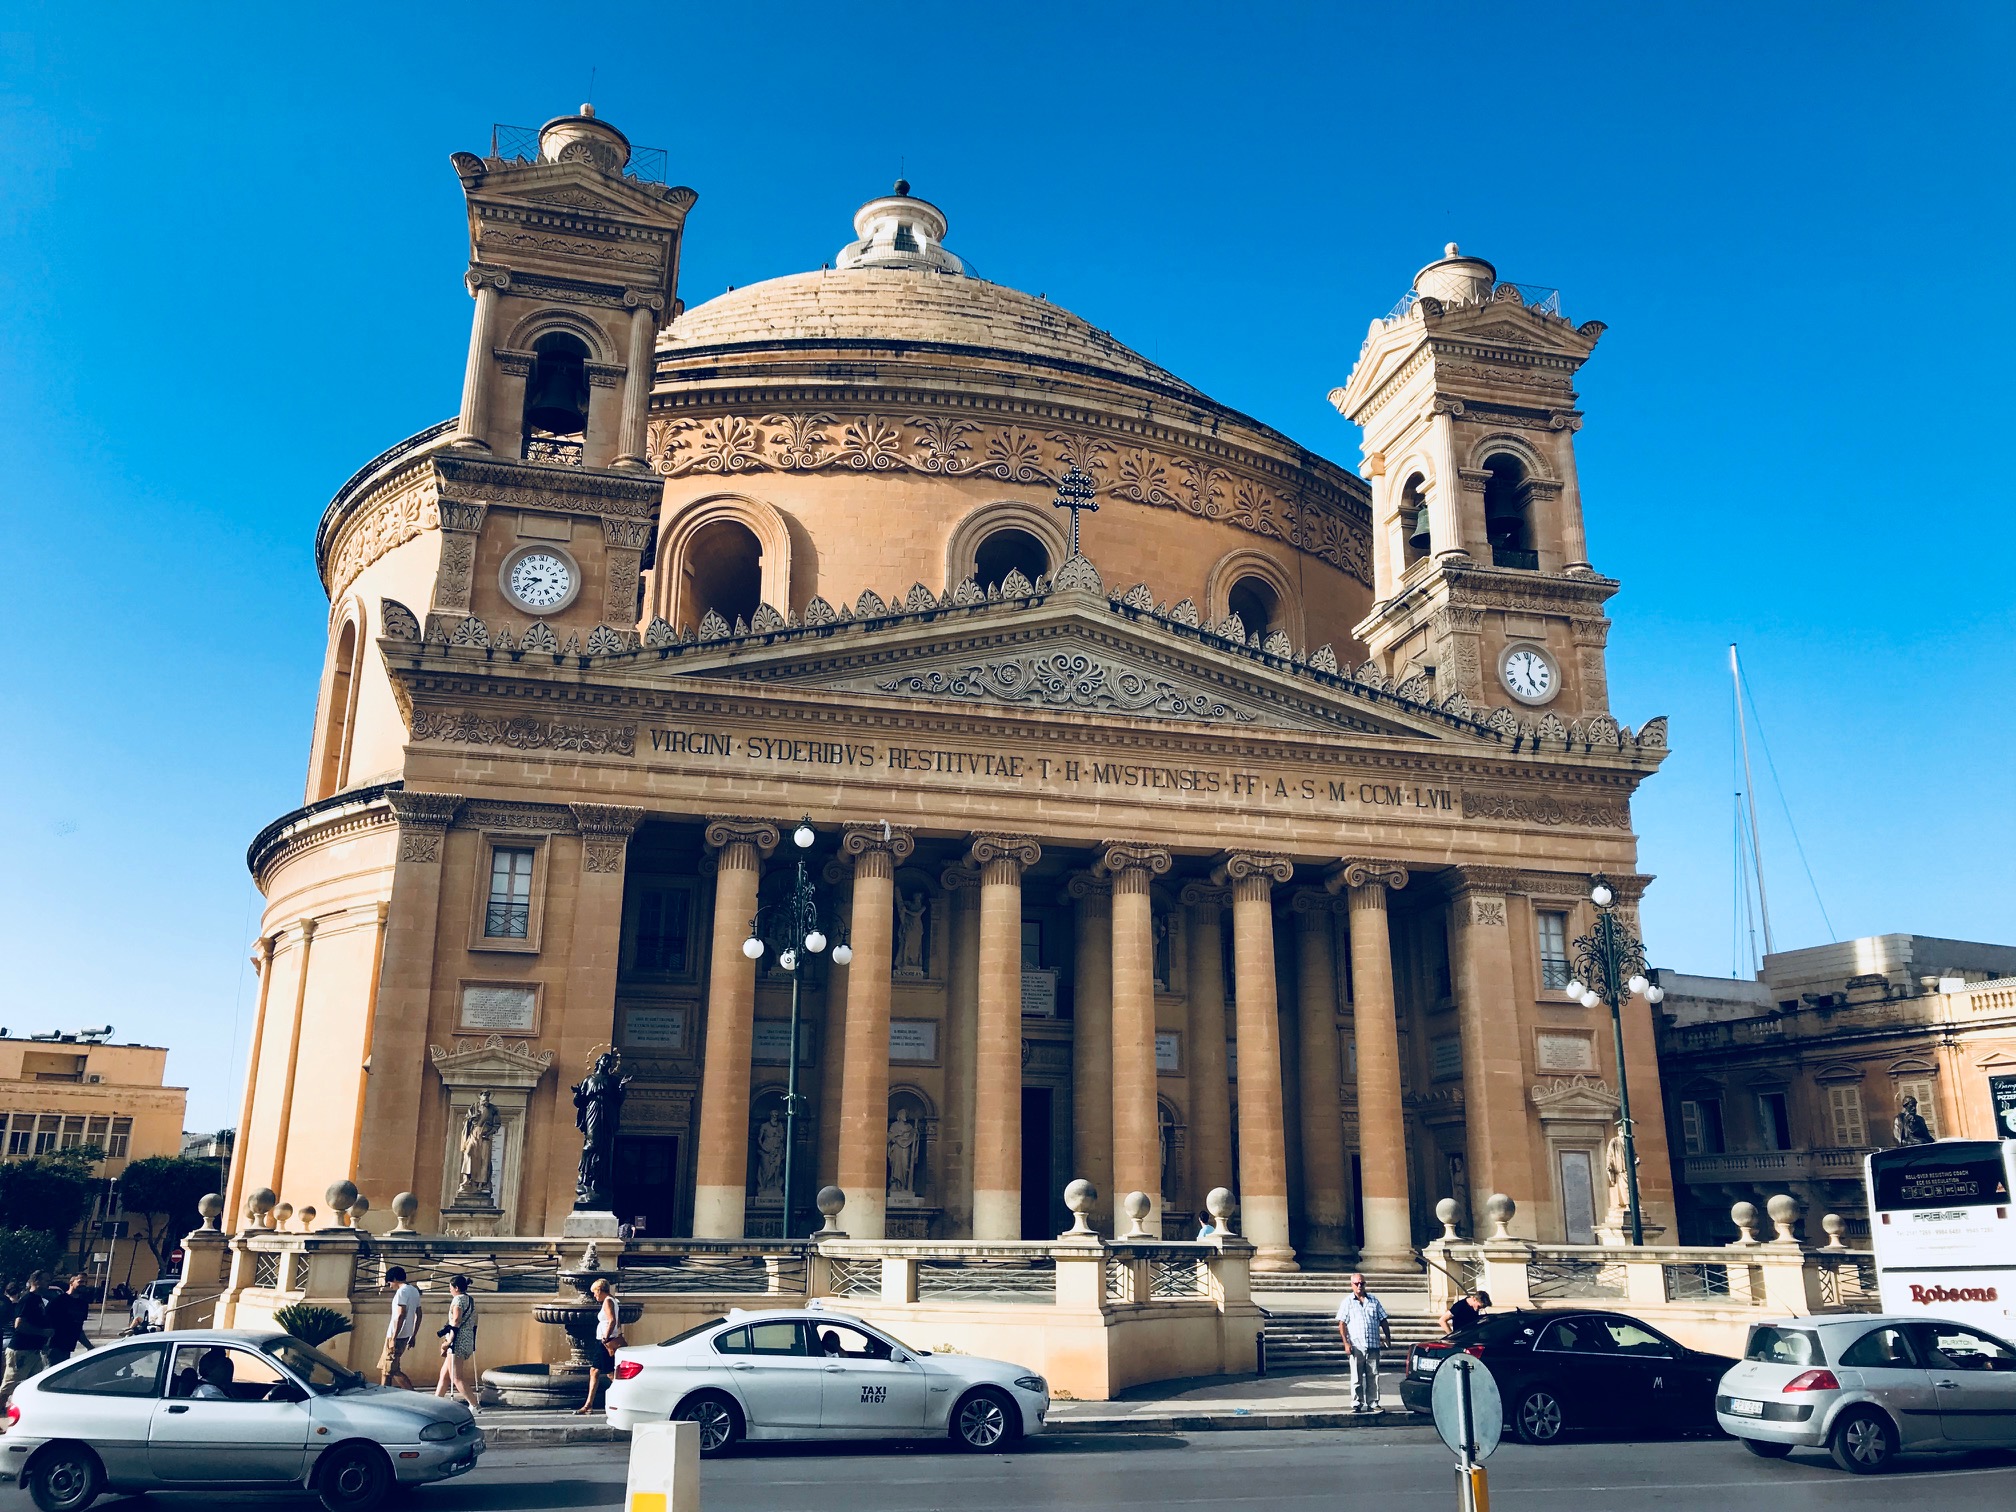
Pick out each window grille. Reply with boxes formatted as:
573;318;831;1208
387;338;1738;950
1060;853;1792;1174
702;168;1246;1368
1537;911;1570;989
485;847;535;938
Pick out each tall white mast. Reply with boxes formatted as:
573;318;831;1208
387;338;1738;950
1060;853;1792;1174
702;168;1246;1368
1730;644;1776;958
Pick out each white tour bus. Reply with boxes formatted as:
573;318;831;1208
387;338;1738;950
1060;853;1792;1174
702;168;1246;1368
1864;1139;2016;1337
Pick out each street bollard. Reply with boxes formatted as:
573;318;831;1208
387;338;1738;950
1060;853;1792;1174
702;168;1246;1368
625;1421;700;1512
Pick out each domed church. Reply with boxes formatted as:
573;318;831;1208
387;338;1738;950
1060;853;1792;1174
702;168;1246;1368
235;106;1674;1266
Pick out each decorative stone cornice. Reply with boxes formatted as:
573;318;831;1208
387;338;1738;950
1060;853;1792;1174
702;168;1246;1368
408;708;637;757
1327;858;1409;893
461;801;578;832
388;790;463;864
703;817;781;859
1462;787;1631;830
430;1036;555;1091
569;804;646;874
1528;1076;1619;1121
1446;864;1522;896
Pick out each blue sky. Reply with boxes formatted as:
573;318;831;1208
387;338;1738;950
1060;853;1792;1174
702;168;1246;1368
3;3;2011;1128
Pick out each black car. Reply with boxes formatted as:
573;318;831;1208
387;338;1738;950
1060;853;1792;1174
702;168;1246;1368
1400;1309;1736;1443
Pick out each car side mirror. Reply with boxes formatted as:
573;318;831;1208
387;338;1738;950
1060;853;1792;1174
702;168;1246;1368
890;1350;910;1365
269;1382;308;1404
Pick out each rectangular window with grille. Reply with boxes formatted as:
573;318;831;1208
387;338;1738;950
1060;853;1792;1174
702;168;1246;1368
1826;1085;1867;1147
1895;1079;1939;1138
1681;1098;1725;1155
1537;911;1571;989
108;1117;132;1159
485;847;535;938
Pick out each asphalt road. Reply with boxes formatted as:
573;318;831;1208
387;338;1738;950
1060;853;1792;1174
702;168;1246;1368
38;1430;2015;1512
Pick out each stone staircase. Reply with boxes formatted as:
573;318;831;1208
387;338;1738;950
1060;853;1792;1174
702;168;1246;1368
1253;1267;1442;1373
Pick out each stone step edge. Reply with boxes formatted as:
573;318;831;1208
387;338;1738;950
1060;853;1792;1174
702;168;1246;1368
474;1410;1438;1446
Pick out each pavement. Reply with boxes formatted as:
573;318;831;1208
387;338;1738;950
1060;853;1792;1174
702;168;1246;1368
470;1369;1422;1444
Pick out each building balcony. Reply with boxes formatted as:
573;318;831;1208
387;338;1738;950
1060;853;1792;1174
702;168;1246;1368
1681;1145;1869;1187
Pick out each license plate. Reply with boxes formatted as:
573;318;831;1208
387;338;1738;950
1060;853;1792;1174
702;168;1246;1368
1728;1399;1764;1417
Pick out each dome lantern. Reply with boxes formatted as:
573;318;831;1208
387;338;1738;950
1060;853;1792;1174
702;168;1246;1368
835;181;966;275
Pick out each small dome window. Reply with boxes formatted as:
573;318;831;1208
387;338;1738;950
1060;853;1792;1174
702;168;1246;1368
1226;576;1279;638
681;518;763;630
974;528;1049;590
892;222;919;253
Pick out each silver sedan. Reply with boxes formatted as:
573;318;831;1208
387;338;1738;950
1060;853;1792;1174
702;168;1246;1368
0;1328;483;1512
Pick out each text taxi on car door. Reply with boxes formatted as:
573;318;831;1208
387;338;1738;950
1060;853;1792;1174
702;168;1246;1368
603;1306;1049;1455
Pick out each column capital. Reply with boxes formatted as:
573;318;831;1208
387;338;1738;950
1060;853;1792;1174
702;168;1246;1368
1065;868;1112;903
571;804;645;875
1180;881;1231;909
1098;842;1173;880
1211;851;1292;889
842;821;917;865
389;790;463;864
1326;857;1409;894
938;862;981;893
968;833;1040;871
1445;863;1522;897
1290;887;1345;917
704;816;780;858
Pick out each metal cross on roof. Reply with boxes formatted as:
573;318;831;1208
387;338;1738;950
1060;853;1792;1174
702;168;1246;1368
1051;465;1099;557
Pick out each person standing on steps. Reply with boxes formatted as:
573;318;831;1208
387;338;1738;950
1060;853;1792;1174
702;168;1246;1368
1335;1272;1392;1414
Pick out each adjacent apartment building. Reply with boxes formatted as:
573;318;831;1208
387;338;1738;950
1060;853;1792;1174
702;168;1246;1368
1655;934;2016;1244
0;1031;189;1284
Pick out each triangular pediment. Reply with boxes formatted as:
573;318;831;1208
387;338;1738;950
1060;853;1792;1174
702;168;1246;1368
643;579;1478;740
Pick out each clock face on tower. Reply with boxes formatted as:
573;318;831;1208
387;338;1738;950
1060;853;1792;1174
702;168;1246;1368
1501;644;1558;705
503;550;576;612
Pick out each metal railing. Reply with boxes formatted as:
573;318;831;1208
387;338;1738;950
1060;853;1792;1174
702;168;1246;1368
825;1258;880;1299
1492;547;1539;570
523;437;584;467
1526;1257;1627;1300
1663;1263;1732;1303
489;125;670;186
1816;1255;1879;1309
617;1253;804;1295
919;1258;1055;1302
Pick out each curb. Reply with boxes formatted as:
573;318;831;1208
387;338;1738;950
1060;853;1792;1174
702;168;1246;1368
475;1409;1433;1446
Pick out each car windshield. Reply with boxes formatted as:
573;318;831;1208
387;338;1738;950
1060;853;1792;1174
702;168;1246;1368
264;1336;369;1393
660;1319;725;1348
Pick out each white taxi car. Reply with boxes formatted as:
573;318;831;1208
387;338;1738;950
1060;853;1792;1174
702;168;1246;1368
604;1307;1049;1455
1717;1315;2016;1472
1;1329;483;1512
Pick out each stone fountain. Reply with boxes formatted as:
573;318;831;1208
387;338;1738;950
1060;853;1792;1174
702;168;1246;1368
482;1245;644;1409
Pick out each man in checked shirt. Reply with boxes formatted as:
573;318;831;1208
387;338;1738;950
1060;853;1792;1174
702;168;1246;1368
1335;1272;1393;1413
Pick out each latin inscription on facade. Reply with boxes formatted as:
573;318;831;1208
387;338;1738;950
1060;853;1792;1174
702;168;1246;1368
461;985;537;1033
647;727;1460;816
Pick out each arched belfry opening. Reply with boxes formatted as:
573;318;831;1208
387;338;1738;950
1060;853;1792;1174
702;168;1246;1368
1400;473;1431;568
1226;575;1279;637
521;332;591;460
681;518;763;629
973;528;1049;591
1482;452;1536;569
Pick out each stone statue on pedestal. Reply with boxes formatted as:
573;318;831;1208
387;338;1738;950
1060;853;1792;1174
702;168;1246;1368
886;1109;919;1196
456;1091;501;1203
754;1110;785;1199
1892;1095;1934;1146
571;1052;630;1210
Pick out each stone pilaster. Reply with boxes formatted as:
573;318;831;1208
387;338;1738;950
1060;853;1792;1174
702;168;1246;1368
600;514;651;626
691;817;779;1238
1179;883;1234;1212
1447;865;1537;1236
835;823;916;1240
970;835;1039;1240
1101;843;1171;1233
1066;870;1115;1234
1291;890;1350;1261
1330;858;1415;1269
1216;850;1297;1270
426;498;487;635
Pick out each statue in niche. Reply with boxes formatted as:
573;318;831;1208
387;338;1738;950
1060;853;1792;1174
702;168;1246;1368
754;1110;786;1199
895;891;929;977
1158;1108;1177;1202
1892;1095;1934;1146
886;1108;920;1197
571;1051;631;1210
455;1091;501;1204
1152;913;1172;992
1447;1152;1470;1225
1604;1132;1638;1217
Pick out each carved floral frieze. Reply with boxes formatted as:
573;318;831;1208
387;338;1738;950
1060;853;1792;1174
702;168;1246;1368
874;652;1258;724
408;710;637;756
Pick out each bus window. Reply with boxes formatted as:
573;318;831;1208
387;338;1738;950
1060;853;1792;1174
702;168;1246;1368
1870;1146;2011;1211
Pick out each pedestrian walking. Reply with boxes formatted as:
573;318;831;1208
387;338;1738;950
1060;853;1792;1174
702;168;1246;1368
45;1275;92;1364
380;1265;424;1389
576;1277;623;1414
433;1274;481;1410
1;1273;55;1410
1335;1272;1392;1414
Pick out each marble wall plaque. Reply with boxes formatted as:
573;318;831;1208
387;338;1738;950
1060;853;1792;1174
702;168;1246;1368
752;1020;814;1065
1536;1031;1596;1072
1155;1030;1181;1073
460;984;537;1033
1021;969;1058;1018
623;1006;687;1051
1431;1034;1464;1082
890;1019;938;1063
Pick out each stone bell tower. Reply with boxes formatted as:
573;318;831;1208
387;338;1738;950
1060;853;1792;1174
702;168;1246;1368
1330;246;1617;721
415;107;697;644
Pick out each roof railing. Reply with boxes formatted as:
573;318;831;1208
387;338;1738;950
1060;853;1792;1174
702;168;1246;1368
488;123;669;186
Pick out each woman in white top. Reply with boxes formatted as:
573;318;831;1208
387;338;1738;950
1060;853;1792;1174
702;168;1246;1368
433;1274;480;1409
578;1277;622;1414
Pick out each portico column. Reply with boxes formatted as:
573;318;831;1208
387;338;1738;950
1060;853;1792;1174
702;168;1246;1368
970;835;1041;1240
1218;850;1297;1271
1066;871;1115;1234
814;866;852;1192
1180;884;1234;1203
835;824;915;1241
938;864;982;1237
1448;867;1538;1235
692;818;780;1238
613;300;656;469
1101;844;1171;1233
1291;890;1350;1260
1331;859;1415;1269
452;274;504;450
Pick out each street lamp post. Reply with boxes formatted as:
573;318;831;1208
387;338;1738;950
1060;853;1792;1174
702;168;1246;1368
1563;877;1665;1247
742;818;851;1241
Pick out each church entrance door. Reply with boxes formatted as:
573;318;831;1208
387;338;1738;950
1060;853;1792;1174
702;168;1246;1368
614;1134;682;1237
1020;1088;1053;1239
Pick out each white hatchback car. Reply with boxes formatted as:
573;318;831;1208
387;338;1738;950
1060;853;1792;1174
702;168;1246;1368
0;1329;484;1512
1717;1315;2016;1472
604;1307;1049;1455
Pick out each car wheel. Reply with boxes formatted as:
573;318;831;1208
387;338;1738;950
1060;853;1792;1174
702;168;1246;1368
1829;1407;1896;1474
1740;1437;1793;1459
675;1391;742;1458
1514;1388;1566;1444
317;1443;394;1512
26;1445;102;1512
951;1387;1020;1452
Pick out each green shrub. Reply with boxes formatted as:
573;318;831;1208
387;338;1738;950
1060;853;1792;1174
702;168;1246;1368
0;1229;62;1288
273;1303;354;1348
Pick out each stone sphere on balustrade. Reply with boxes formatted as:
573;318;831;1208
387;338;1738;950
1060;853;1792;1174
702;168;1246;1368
1434;1197;1462;1238
1205;1187;1235;1226
273;1203;294;1228
1064;1179;1098;1216
197;1193;224;1230
391;1192;419;1233
1484;1193;1516;1237
1821;1213;1846;1248
1730;1200;1758;1230
325;1180;359;1215
816;1186;846;1219
349;1194;371;1226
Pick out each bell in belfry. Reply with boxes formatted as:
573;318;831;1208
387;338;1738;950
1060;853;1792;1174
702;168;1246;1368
1407;504;1433;552
523;342;590;436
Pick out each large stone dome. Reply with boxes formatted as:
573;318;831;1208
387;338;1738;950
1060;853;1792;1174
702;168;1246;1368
662;266;1202;399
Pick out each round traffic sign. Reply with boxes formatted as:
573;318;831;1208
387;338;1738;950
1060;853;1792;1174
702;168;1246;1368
1430;1352;1503;1461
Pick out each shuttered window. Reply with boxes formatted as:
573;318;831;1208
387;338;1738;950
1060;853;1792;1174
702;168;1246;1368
1826;1084;1867;1148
